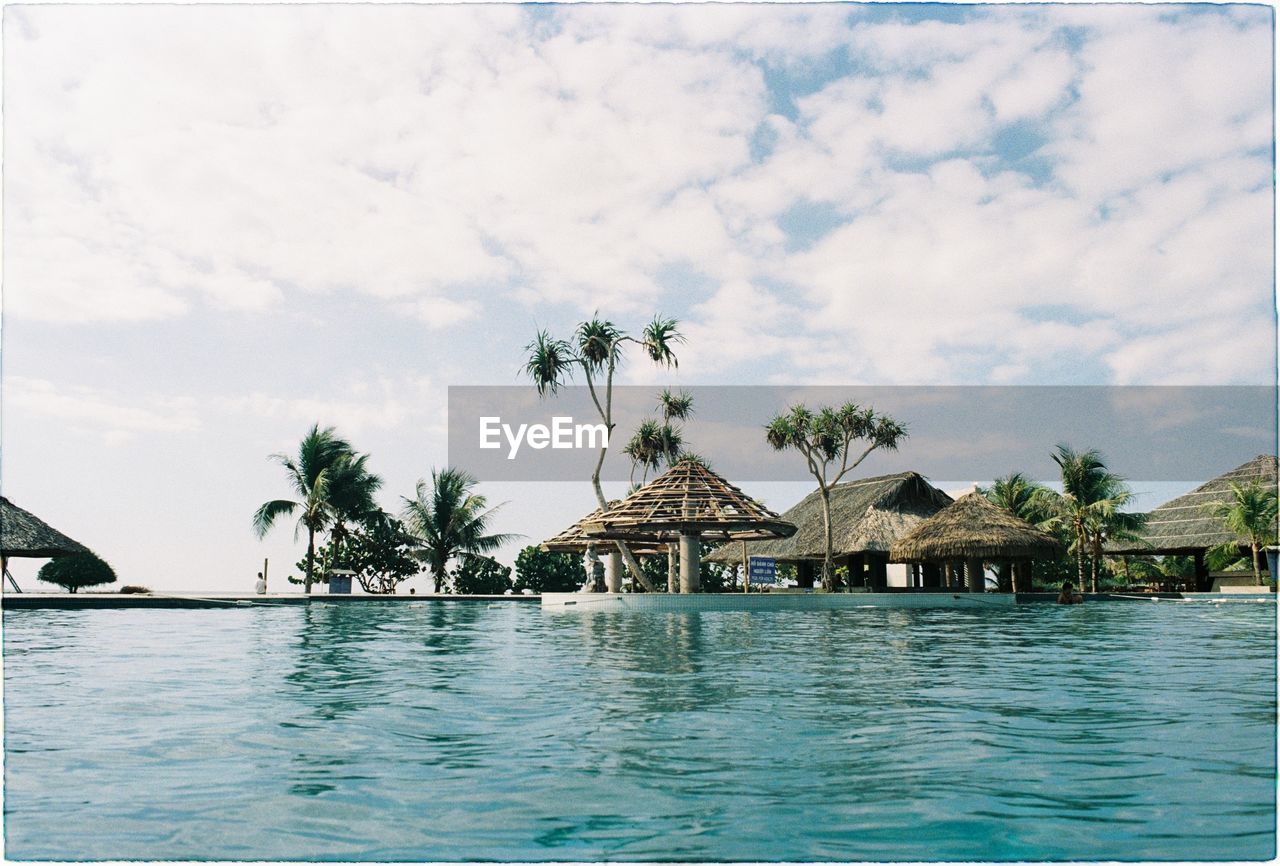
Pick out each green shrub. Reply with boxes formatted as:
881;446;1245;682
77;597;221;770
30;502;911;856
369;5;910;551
513;546;585;593
452;555;512;595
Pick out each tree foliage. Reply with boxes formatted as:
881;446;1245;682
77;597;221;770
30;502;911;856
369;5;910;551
513;546;585;593
253;424;382;593
38;552;117;593
1204;480;1279;585
451;555;513;595
401;468;516;593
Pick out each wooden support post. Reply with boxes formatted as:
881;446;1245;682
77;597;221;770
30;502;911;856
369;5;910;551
1193;550;1208;593
968;557;984;593
796;560;816;588
741;541;749;594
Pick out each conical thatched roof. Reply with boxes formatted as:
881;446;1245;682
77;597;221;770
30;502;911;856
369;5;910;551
541;502;666;554
890;492;1063;562
705;472;953;563
1107;454;1278;555
583;461;796;543
0;497;91;558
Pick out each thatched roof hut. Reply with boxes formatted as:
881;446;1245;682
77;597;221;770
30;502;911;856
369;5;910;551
1106;454;1278;555
0;497;91;559
890;493;1064;563
705;472;952;564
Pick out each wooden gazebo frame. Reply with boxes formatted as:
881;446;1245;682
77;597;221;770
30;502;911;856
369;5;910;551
583;461;796;592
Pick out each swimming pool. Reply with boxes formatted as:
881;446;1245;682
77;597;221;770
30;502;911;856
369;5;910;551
4;601;1275;861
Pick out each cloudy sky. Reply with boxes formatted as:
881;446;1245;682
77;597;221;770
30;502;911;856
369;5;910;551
2;2;1274;592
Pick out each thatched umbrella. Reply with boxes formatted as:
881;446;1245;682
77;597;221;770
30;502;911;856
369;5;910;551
583;461;796;593
0;497;92;591
541;502;666;592
890;492;1063;593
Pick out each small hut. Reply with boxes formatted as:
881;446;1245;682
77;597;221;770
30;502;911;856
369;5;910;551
705;472;953;589
1106;454;1278;590
583;461;796;593
890;492;1064;593
0;497;92;592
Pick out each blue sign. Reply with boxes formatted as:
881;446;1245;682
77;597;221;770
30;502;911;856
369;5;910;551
748;557;777;583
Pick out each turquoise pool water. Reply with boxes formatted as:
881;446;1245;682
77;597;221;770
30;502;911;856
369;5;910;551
4;601;1275;861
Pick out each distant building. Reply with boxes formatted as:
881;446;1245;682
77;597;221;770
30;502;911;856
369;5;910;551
706;472;953;589
1107;455;1278;590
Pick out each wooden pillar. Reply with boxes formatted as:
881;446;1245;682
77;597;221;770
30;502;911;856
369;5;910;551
967;557;984;593
922;562;942;588
1193;550;1209;593
849;553;865;589
943;562;954;589
679;532;701;594
868;555;888;592
796;561;815;588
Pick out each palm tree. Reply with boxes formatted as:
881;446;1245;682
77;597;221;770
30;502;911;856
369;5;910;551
765;403;907;591
1038;445;1142;593
524;315;682;592
1204;480;1278;586
623;419;666;488
253;425;381;594
401;468;518;593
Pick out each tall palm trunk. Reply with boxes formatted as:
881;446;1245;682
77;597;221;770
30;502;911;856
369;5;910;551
304;527;316;595
1074;520;1086;589
1252;542;1262;586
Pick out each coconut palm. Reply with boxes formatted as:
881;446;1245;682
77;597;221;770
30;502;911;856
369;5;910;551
1204;480;1279;586
523;314;682;592
1038;445;1142;593
765;403;907;591
253;425;382;594
401;468;519;593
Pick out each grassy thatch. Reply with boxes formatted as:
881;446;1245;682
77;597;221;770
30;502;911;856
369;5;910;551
706;472;952;563
583;461;796;543
0;497;91;559
1106;454;1278;555
890;492;1063;562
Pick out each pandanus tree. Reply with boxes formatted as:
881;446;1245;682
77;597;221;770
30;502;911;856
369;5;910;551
400;467;518;593
524;315;682;592
1204;480;1278;586
253;424;382;593
765;403;907;591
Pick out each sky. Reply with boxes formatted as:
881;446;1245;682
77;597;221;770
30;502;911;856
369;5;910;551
1;2;1275;593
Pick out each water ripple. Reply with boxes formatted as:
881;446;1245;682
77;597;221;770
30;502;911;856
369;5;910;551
3;602;1275;861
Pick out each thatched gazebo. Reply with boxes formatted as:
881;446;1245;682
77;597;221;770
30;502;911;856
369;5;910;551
583;461;796;593
705;472;953;589
1106;455;1278;590
890;492;1064;593
541;502;666;592
0;497;92;592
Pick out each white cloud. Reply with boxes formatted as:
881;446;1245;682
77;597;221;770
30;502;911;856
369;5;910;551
4;376;201;444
